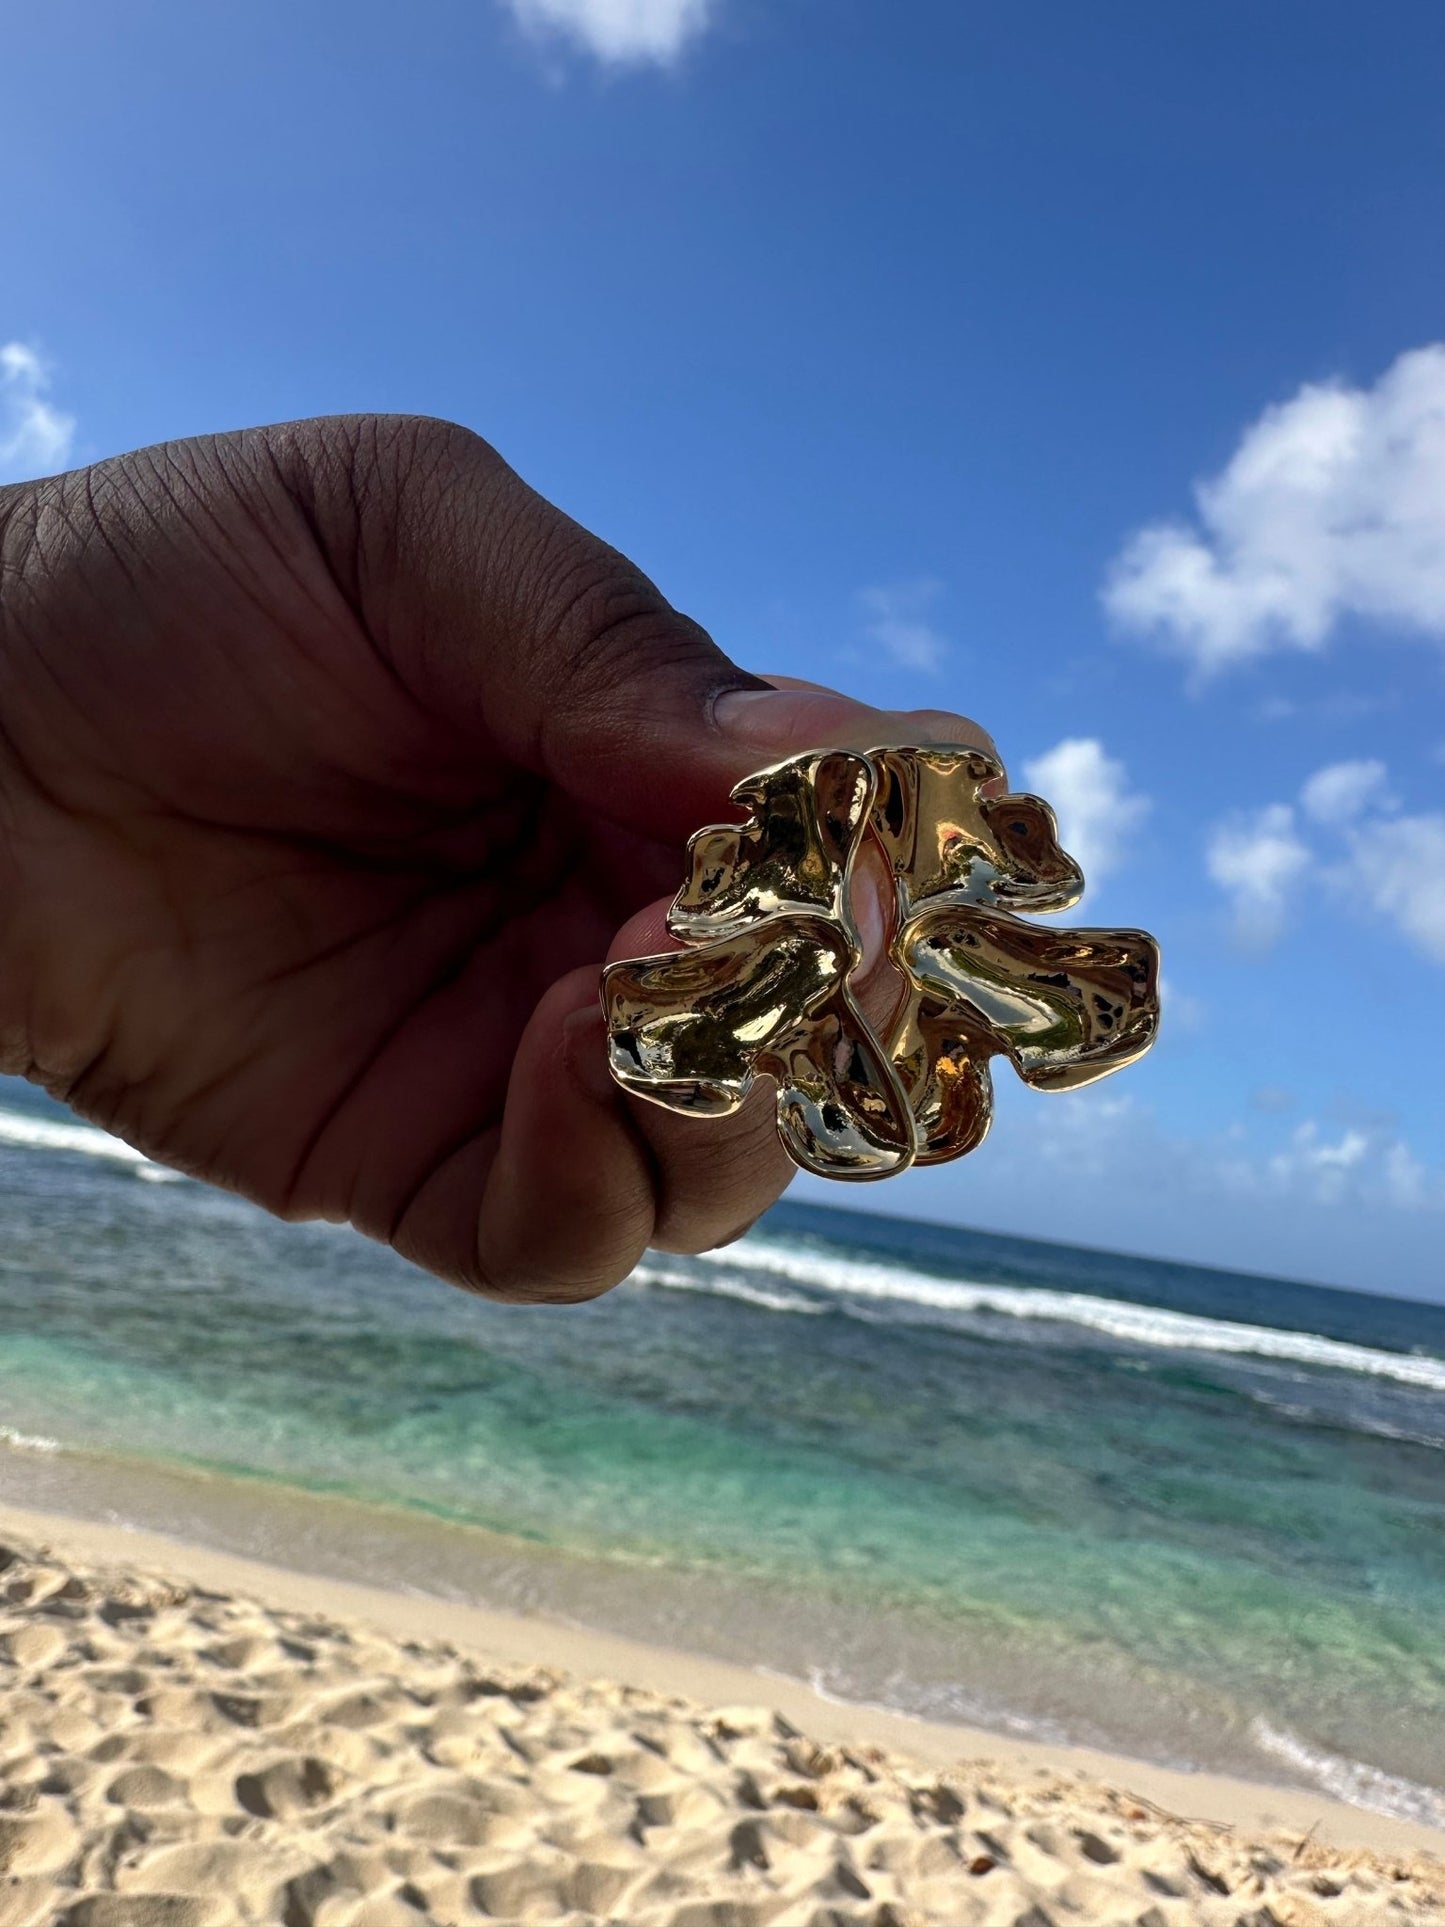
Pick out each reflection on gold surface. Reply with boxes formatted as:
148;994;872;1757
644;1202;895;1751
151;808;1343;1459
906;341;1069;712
669;749;876;940
603;745;1161;1180
869;745;1085;915
605;914;915;1178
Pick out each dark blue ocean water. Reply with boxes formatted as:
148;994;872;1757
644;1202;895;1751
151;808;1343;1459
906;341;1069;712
0;1082;1441;1824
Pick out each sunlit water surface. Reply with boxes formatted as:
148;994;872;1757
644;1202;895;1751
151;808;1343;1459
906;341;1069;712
0;1084;1442;1825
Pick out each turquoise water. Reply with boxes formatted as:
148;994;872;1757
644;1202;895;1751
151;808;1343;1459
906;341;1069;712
0;1082;1442;1823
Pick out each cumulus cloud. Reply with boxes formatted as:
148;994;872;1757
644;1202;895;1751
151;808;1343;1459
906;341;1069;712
1205;803;1311;946
0;342;74;482
1340;809;1445;964
1300;757;1394;825
1022;737;1150;891
1105;344;1445;674
504;0;710;64
1271;1120;1367;1175
1259;1120;1437;1210
1383;1140;1430;1210
1205;758;1445;964
859;581;948;674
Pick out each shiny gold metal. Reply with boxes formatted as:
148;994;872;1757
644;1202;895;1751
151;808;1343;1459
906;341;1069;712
870;745;1159;1163
668;748;878;939
602;743;1161;1181
604;751;917;1179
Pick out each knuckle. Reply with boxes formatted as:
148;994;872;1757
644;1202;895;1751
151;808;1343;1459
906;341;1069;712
520;525;721;710
364;413;499;491
0;480;45;604
333;414;506;548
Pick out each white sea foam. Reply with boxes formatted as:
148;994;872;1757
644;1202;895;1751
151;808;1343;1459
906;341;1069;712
636;1259;823;1318
683;1240;1445;1391
1253;1719;1445;1828
0;1425;61;1454
0;1106;180;1180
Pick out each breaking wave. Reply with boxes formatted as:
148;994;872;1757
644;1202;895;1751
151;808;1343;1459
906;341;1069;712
0;1106;181;1181
637;1259;824;1318
660;1240;1445;1391
0;1426;62;1455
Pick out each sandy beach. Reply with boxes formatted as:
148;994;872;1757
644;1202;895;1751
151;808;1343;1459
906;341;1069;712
0;1503;1439;1926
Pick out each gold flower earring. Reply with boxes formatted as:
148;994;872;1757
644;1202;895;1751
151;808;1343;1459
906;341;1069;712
602;744;1161;1180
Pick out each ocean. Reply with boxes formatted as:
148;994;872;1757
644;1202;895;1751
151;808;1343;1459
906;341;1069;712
0;1078;1442;1827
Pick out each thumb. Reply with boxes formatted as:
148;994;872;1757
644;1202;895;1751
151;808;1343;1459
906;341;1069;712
331;414;758;842
330;417;996;842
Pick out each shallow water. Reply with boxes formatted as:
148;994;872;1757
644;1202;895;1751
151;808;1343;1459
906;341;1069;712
0;1083;1441;1824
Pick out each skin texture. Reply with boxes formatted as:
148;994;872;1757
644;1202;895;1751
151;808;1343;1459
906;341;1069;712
0;415;997;1301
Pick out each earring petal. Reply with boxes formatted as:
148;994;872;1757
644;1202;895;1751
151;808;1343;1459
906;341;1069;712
602;914;914;1178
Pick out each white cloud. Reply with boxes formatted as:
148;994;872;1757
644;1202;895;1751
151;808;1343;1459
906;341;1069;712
859;581;948;673
1022;737;1150;891
990;1083;1445;1218
1205;759;1445;964
1384;1140;1429;1209
1299;757;1394;826
1104;343;1445;674
1275;1121;1369;1172
870;1078;1445;1292
1205;802;1311;946
504;0;709;64
0;342;74;483
1338;809;1445;964
1260;1120;1439;1209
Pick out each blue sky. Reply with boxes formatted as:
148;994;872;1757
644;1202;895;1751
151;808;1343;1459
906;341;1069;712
4;1;1445;1298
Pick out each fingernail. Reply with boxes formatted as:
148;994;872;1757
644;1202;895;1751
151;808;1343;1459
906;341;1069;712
713;685;884;751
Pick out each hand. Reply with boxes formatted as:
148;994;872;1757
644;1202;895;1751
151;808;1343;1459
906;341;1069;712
0;416;995;1299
